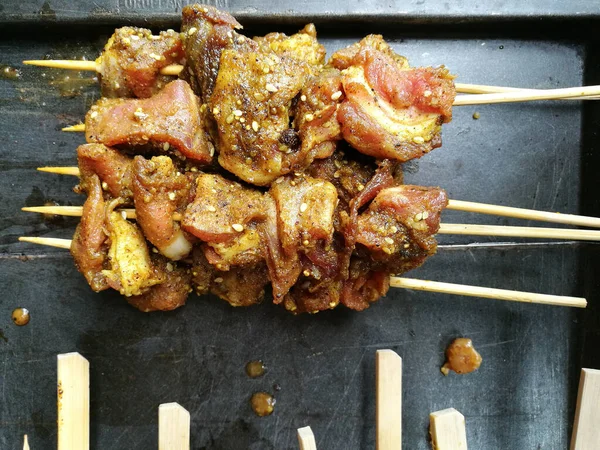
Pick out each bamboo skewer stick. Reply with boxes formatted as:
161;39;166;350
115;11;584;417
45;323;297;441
376;349;402;450
57;352;89;450
16;236;588;307
158;403;190;450
19;206;600;242
58;83;600;132
23;435;30;450
23;200;600;231
297;426;318;450
570;368;600;450
429;408;468;450
392;277;586;308
21;60;600;99
37;166;81;175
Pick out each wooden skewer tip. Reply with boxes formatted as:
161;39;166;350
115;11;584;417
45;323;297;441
376;349;402;450
23;435;30;450
571;368;600;450
57;352;89;450
158;402;190;450
62;124;86;132
297;426;317;450
429;408;468;450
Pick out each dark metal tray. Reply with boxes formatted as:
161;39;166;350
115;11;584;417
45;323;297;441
1;2;600;449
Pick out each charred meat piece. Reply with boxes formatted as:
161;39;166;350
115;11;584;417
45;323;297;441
293;68;344;168
70;174;109;292
341;258;390;311
101;199;164;297
182;173;266;244
190;247;215;295
86;80;213;163
77;143;133;201
132;156;193;261
270;175;338;254
283;280;342;314
356;184;447;276
98;27;184;98
331;35;456;161
211;264;269;307
180;5;243;102
441;338;482;375
127;257;191;312
253;24;326;70
210;39;312;185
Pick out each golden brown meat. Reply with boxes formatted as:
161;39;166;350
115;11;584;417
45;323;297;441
126;257;191;312
270;175;338;254
101;200;164;297
331;35;456;161
180;5;243;102
70;174;109;292
86;80;214;163
293;68;344;167
181;173;267;244
98;27;184;98
210;38;312;185
253;24;326;70
77;143;133;201
210;264;269;307
132;155;193;261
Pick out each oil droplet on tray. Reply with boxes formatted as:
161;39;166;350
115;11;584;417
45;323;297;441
245;360;266;378
250;392;275;417
441;337;482;375
12;307;30;326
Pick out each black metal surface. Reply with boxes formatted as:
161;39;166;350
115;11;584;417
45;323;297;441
0;3;599;449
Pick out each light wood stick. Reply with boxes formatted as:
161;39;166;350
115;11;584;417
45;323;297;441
23;60;98;71
429;408;468;450
158;403;190;450
38;166;81;176
23;435;30;450
455;82;600;99
376;349;402;450
21;205;600;241
59;83;600;133
447;199;600;228
437;223;600;241
19;236;72;249
454;85;600;105
15;236;589;307
57;352;89;450
391;277;586;308
571;368;600;450
297;426;317;450
62;124;85;132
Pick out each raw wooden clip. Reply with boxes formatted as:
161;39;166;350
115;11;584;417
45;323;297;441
376;349;402;450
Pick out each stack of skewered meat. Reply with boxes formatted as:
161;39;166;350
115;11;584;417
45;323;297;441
55;5;458;313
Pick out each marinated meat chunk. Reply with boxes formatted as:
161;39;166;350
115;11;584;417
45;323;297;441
86;80;213;163
254;24;326;70
101;200;164;296
211;264;269;307
77;143;133;200
331;35;456;161
341;259;390;311
70;174;109;292
127;257;191;312
210;40;312;185
180;5;243;102
203;226;263;271
260;195;302;302
98;27;184;98
190;247;215;295
132;156;193;260
270;175;338;253
293;68;344;167
182;173;266;243
283;280;342;314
